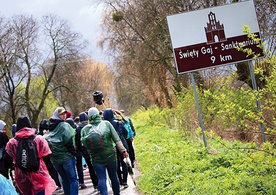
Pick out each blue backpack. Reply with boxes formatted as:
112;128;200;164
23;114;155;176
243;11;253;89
123;119;134;139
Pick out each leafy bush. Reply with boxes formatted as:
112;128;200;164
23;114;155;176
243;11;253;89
132;109;276;194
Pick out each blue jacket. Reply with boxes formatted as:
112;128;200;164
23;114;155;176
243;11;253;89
103;109;129;151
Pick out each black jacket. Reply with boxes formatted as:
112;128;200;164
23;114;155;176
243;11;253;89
76;112;90;159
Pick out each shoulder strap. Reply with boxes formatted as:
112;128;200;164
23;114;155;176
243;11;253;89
15;135;36;141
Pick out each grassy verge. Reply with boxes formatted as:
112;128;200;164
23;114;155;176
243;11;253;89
132;109;276;195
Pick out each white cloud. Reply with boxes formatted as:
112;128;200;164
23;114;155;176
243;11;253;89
0;0;105;62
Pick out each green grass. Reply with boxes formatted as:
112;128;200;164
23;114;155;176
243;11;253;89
132;109;276;195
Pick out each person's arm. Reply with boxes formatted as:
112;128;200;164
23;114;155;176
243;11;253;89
3;152;14;169
65;139;77;156
108;121;128;158
114;110;127;122
115;141;128;158
42;154;52;169
3;134;9;145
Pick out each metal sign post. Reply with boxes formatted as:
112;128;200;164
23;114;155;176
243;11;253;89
248;61;266;142
167;0;265;147
190;73;207;148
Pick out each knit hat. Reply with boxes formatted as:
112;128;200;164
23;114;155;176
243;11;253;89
66;111;72;118
88;107;99;118
16;116;32;132
0;120;6;130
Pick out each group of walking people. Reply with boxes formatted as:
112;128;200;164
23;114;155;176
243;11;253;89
0;105;136;195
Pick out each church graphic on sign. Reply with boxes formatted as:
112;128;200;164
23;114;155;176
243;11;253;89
204;12;227;44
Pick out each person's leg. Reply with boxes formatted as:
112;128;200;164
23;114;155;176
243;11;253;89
93;165;108;195
76;155;85;187
63;157;79;195
35;189;45;195
53;163;70;195
0;169;9;179
116;153;123;184
47;161;61;188
127;139;135;167
51;168;62;188
106;161;120;195
85;156;98;188
120;155;128;184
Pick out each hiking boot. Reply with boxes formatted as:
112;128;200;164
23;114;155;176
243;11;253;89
79;184;87;189
121;182;129;188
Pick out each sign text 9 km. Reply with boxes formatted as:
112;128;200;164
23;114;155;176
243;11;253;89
167;0;264;74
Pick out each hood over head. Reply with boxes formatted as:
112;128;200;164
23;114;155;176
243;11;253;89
52;107;67;120
39;119;49;131
103;108;115;122
79;112;88;122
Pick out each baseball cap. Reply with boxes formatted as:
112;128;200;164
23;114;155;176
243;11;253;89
57;107;67;115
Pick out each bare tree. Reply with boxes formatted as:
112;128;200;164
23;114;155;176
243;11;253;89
29;14;88;125
99;0;275;112
99;0;212;111
51;58;114;117
0;14;89;128
0;15;39;126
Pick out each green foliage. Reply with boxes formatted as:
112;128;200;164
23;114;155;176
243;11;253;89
16;76;58;127
30;76;59;118
132;110;276;194
258;55;276;134
130;25;276;194
201;85;261;131
237;25;266;59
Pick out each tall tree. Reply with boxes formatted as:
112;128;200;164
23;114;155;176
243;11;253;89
0;15;38;125
51;59;114;117
99;0;275;112
0;14;88;128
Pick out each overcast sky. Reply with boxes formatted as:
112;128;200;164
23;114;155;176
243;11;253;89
0;0;106;62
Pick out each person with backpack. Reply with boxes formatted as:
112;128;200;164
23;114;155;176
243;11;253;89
65;116;88;190
44;107;78;195
117;110;136;168
38;119;62;191
81;107;128;195
75;112;98;190
103;108;129;188
0;120;9;179
4;116;57;195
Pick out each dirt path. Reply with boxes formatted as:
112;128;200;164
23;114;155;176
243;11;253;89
53;161;142;195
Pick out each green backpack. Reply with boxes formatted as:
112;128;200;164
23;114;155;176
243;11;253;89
84;124;104;150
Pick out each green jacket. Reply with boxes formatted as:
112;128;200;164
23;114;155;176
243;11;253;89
44;122;76;164
81;115;121;165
